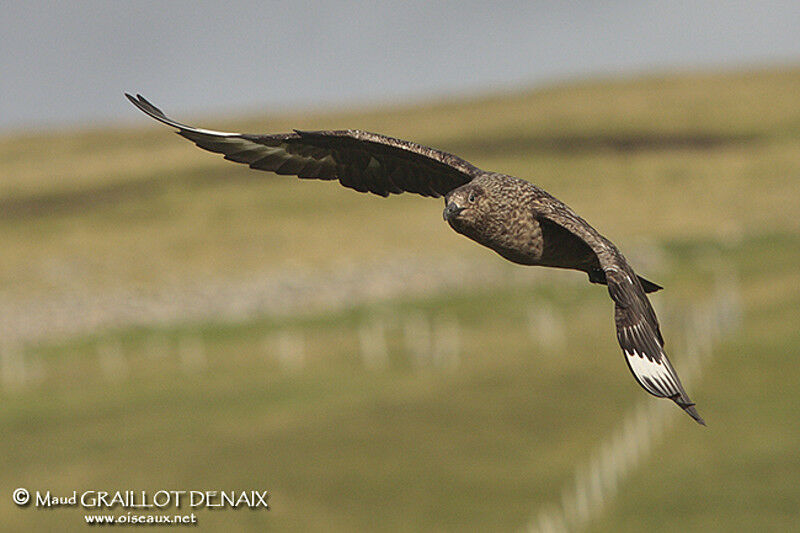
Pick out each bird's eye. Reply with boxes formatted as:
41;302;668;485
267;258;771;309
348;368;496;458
468;192;476;203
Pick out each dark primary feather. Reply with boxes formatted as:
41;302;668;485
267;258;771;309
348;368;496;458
607;267;704;424
125;93;479;197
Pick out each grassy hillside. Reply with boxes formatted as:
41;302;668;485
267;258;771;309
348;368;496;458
1;68;799;531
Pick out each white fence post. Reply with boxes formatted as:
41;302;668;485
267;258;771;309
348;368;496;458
272;330;305;372
527;303;566;353
178;335;206;373
358;318;390;370
433;315;461;371
1;342;27;391
404;313;432;369
98;339;127;381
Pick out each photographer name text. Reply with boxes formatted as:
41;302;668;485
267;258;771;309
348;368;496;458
25;489;269;510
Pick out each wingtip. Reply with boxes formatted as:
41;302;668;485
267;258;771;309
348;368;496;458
125;93;178;127
125;92;145;109
123;93;147;104
682;403;706;426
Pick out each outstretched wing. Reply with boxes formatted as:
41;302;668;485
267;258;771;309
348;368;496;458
534;197;704;424
126;94;480;197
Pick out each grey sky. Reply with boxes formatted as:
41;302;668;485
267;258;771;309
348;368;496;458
1;1;798;132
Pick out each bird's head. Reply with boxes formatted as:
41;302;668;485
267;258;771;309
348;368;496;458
443;183;487;231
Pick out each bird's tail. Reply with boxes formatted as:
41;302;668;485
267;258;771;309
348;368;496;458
638;276;663;293
588;268;662;294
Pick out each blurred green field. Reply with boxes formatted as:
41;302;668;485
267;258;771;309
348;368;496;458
1;68;799;531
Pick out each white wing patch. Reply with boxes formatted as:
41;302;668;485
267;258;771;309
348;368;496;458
178;130;291;165
624;348;680;398
186;126;237;137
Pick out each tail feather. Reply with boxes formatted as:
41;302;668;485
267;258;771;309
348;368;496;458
588;268;663;294
638;276;663;293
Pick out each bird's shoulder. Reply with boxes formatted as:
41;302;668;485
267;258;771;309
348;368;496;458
505;180;624;263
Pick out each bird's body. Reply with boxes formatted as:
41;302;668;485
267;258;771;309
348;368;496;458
446;174;598;270
127;94;705;425
444;174;663;291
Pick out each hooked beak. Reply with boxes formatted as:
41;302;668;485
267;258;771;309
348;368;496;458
443;203;466;221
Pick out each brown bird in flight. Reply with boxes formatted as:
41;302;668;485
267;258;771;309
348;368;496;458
127;93;704;425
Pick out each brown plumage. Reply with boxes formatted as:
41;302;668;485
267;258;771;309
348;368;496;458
126;93;705;425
